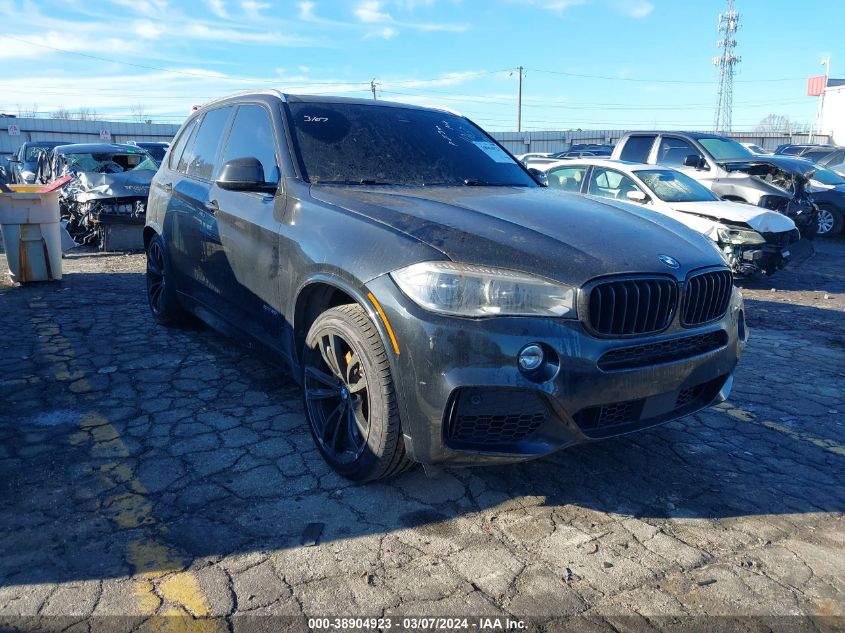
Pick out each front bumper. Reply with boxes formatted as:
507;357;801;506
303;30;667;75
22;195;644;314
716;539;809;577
367;275;746;466
722;229;803;276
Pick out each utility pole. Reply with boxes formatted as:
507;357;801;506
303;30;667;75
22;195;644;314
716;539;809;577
371;78;378;101
713;0;740;133
517;65;523;133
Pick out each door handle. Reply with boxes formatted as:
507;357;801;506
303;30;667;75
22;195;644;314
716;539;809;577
204;199;219;214
162;182;173;193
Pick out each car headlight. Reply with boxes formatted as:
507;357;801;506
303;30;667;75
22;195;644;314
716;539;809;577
390;261;577;318
715;227;766;245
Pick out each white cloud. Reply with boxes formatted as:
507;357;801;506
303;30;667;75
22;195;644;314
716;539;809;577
355;1;391;23
298;1;316;20
542;0;586;13
615;0;653;18
353;0;468;33
205;0;228;18
242;0;270;19
132;20;164;39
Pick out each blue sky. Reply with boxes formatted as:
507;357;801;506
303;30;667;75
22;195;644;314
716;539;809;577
0;0;841;131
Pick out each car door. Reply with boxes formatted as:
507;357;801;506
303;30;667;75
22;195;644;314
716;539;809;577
204;102;285;342
586;167;646;203
170;105;235;308
658;135;718;190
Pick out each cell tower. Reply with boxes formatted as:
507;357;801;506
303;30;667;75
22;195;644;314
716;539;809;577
713;0;741;133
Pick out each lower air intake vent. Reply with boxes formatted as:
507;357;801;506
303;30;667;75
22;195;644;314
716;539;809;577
445;388;549;448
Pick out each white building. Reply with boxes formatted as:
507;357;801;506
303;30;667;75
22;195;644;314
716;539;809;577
819;79;845;145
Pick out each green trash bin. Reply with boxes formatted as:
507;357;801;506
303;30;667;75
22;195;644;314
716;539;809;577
0;184;63;283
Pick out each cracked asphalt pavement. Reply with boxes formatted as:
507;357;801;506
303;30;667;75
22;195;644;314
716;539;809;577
0;239;843;633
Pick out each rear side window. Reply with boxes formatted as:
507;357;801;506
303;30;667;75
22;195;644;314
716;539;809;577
547;166;587;192
168;118;198;171
183;106;234;181
619;135;655;163
218;104;280;184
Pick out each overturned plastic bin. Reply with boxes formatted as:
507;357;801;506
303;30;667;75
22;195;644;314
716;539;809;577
0;184;63;283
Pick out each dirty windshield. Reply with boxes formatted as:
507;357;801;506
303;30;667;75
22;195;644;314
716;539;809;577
697;136;754;162
60;151;157;174
286;102;536;187
636;169;720;203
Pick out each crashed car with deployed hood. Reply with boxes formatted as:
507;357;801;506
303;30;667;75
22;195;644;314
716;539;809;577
542;159;799;276
41;143;157;250
144;92;747;481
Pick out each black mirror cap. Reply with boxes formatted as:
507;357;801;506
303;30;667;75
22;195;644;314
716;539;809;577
528;167;548;186
683;154;705;169
216;157;277;192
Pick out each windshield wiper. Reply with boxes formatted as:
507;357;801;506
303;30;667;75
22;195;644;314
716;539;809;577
463;179;528;187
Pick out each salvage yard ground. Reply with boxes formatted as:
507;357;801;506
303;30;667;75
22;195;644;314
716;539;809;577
0;239;843;631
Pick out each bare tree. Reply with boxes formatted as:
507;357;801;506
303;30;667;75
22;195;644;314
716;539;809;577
755;114;806;134
130;104;148;123
75;107;99;121
52;107;73;120
16;103;39;117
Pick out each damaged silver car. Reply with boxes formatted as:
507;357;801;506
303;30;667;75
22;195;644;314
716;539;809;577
37;143;157;251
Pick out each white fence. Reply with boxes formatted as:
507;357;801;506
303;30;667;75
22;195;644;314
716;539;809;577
490;129;833;155
1;116;181;166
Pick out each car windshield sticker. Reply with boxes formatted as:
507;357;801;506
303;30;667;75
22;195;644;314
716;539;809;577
473;141;512;163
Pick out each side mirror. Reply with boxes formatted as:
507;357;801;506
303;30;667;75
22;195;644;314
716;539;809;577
683;154;705;169
528;167;548;186
216;157;277;192
626;190;648;204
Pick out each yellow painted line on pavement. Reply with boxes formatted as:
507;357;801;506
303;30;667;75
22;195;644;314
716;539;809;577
28;307;214;623
722;405;845;457
759;419;845;457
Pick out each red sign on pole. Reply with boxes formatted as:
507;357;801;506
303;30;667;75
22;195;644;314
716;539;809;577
807;75;827;96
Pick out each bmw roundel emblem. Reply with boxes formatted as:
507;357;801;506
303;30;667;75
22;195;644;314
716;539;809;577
659;255;680;269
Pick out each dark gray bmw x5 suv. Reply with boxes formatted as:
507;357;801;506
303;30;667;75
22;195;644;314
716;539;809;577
145;91;747;481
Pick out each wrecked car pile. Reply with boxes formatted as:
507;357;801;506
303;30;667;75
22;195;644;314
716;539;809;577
36;143;157;251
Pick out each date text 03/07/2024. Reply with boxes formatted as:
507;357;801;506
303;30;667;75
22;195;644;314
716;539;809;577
307;617;528;630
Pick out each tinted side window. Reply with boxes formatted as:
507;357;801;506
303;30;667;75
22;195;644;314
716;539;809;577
218;104;279;183
168;118;198;171
547;166;587;192
184;106;234;180
619;135;655;163
657;137;698;167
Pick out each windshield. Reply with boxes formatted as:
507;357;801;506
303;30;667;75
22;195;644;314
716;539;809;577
59;151;158;174
810;166;845;186
697;137;754;161
139;145;167;161
635;169;719;203
25;145;57;161
286;102;535;187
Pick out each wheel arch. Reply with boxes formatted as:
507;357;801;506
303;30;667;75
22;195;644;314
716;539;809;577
292;274;392;369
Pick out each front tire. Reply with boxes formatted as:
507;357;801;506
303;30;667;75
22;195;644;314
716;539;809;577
146;234;189;326
302;304;412;481
816;205;843;237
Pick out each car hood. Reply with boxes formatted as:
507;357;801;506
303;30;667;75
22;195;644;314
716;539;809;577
669;200;796;233
310;185;724;286
64;169;155;202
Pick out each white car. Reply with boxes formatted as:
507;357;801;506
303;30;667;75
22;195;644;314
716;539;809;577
541;158;799;276
740;142;771;155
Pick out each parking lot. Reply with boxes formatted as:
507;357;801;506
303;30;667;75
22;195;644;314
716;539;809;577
0;240;843;632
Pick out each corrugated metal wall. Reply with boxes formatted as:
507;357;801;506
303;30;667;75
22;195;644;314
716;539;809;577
490;130;833;154
0;116;182;163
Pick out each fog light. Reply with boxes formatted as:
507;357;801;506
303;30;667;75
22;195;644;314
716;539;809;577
518;344;544;371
